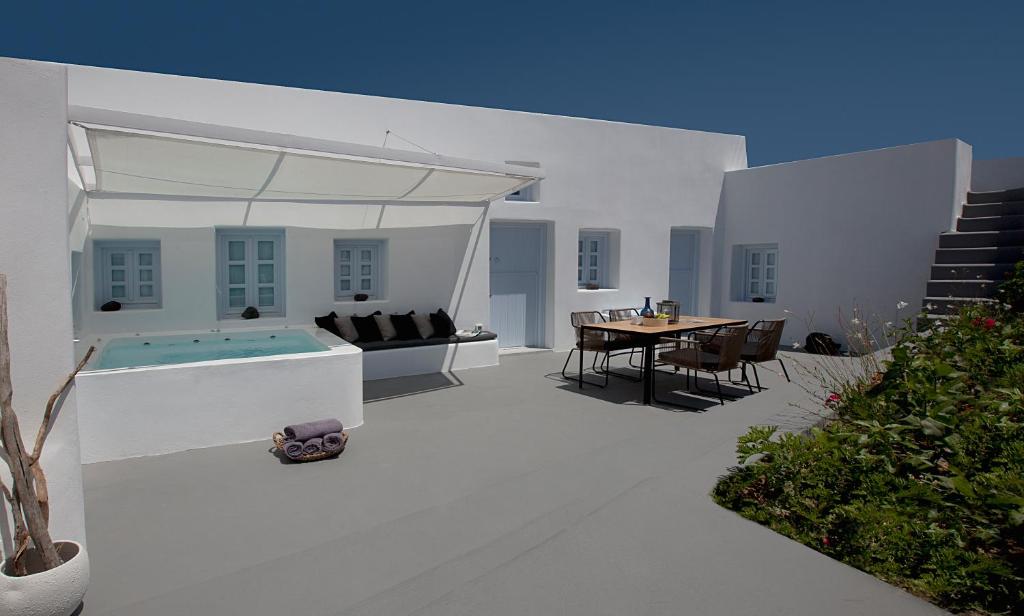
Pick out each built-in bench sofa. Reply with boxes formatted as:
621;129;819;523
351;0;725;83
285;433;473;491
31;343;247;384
314;310;499;380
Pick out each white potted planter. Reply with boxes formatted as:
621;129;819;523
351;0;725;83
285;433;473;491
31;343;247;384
1;540;89;616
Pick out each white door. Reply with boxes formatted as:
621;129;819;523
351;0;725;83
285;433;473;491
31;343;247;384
669;230;699;315
490;223;546;348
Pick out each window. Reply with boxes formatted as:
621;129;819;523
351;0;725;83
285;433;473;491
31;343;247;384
94;241;161;309
741;244;779;302
335;240;384;300
578;231;609;288
505;184;538;202
217;229;285;318
503;161;540;202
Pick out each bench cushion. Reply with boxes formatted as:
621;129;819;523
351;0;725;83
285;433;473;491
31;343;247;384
355;330;497;351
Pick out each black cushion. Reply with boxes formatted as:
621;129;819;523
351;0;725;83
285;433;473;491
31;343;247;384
429;308;457;338
390;311;420;340
314;311;342;338
351;311;383;342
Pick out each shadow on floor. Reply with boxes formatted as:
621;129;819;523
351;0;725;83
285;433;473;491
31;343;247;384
364;372;465;402
547;363;757;412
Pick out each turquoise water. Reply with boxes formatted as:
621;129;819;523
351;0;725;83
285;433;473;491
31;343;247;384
95;329;328;370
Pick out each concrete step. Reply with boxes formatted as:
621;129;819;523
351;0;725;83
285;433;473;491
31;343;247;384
921;296;996;315
931;263;1014;280
957;214;1024;232
939;230;1024;248
961;201;1024;218
926;279;998;299
934;245;1024;264
967;187;1024;204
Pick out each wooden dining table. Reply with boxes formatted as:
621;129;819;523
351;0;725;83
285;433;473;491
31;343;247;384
579;316;747;405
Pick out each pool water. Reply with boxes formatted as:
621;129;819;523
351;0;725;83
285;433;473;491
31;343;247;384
95;329;328;370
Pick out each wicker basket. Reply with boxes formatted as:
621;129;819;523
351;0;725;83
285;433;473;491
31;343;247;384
273;431;348;462
642;317;671;327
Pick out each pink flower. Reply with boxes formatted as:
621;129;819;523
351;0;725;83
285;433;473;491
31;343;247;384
824;392;841;409
822;536;830;547
983;318;996;330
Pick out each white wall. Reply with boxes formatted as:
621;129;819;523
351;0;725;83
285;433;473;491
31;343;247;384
66;65;748;350
77;224;477;339
972;157;1024;192
713;139;971;348
0;59;87;549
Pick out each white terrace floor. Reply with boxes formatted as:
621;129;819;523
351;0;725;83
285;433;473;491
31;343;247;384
80;351;944;616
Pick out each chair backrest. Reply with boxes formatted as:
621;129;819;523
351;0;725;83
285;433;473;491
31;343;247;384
704;324;748;371
569;311;606;348
608;308;639;322
746;319;786;361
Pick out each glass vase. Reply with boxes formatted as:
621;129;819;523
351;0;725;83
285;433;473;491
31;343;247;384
640;296;655;317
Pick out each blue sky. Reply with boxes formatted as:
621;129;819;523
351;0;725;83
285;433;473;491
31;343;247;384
2;1;1022;166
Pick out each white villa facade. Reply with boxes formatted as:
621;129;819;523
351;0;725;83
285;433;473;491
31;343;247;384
2;56;1024;568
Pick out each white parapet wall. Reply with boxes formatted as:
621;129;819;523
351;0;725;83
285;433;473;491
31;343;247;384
75;328;363;463
713;139;972;347
972;157;1024;193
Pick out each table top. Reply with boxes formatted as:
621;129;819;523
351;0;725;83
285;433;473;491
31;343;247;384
581;316;747;336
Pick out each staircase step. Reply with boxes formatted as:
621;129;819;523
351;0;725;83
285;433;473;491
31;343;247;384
921;296;996;315
957;214;1024;232
968;187;1024;204
934;246;1024;264
961;201;1024;218
927;279;999;299
931;263;1014;280
939;230;1024;248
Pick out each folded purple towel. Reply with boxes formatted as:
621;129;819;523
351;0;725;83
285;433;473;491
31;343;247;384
322;432;345;453
283;440;305;460
302;438;323;455
284;419;343;442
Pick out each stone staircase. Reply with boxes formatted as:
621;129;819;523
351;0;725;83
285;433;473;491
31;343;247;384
923;187;1024;317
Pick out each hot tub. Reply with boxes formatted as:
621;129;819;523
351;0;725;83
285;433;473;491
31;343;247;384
76;327;362;463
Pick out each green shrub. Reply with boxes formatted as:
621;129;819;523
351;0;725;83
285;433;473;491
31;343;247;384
713;262;1024;614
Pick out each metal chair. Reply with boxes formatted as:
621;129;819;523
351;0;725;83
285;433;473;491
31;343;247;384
561;311;637;387
607;308;643;369
652;324;751;407
739;319;790;390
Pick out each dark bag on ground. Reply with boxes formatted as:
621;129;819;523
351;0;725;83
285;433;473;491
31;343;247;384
806;332;841;355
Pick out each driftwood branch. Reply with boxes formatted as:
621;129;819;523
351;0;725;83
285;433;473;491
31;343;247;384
0;274;61;570
31;346;94;465
0;474;28;575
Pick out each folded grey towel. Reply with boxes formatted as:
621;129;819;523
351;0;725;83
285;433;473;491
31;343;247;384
284;419;343;442
323;432;345;453
302;438;323;455
283;440;305;460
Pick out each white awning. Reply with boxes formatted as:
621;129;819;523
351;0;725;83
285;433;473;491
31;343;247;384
68;107;543;207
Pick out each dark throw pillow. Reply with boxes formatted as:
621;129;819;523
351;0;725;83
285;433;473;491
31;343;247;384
100;300;122;312
314;311;342;338
351;311;384;342
390;311;420;340
429;308;457;338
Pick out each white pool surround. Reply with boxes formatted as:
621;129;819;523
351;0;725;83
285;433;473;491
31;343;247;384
76;326;362;463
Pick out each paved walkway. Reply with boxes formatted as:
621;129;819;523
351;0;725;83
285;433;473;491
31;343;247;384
80;351;944;615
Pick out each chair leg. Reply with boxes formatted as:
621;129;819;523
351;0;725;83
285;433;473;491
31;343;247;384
742;370;754;394
563;348;608;388
652;364;703;410
561;348;575;379
751;363;762;391
714;373;725;405
779;358;791;382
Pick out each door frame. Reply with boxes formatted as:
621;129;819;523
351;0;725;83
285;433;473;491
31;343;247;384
669;228;701;316
489;221;549;349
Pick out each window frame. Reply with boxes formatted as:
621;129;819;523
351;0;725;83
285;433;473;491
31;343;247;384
742;244;779;302
334;239;385;300
577;231;610;289
93;240;162;310
216;229;286;319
